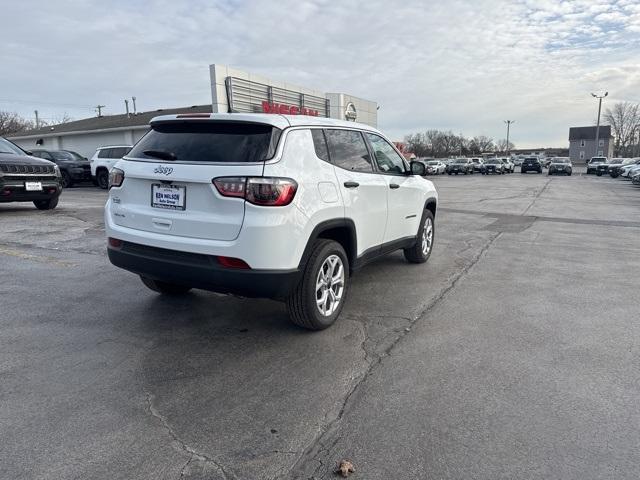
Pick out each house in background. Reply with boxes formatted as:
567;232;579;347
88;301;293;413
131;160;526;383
568;126;614;163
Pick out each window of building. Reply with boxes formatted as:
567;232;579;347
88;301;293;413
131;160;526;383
598;150;603;156
365;133;406;174
580;139;586;147
579;151;585;160
599;139;604;147
324;129;373;172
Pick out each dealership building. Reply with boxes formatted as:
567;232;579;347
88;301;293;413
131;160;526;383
9;64;378;158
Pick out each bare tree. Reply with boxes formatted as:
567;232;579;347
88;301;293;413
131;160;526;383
404;133;430;157
603;102;640;157
0;111;35;136
496;138;515;153
469;135;495;154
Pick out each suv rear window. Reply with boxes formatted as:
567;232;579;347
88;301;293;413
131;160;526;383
128;122;281;163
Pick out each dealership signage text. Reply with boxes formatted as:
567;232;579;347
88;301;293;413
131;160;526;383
261;101;319;116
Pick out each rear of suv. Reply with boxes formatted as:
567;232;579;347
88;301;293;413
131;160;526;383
105;113;438;330
521;157;542;174
90;145;132;189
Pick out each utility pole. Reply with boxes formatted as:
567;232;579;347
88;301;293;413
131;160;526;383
95;105;105;117
131;96;137;115
504;120;514;156
591;92;608;157
34;110;39;129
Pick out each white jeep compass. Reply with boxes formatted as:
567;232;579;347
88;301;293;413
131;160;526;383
105;113;438;330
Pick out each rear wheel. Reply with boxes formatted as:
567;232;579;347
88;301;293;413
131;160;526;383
96;169;109;189
33;197;58;210
404;210;435;264
140;276;192;295
286;239;348;330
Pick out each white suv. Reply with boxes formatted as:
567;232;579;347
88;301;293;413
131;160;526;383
105;113;438;330
90;145;131;188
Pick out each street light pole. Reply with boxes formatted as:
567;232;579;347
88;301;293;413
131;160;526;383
591;92;608;157
504;120;514;156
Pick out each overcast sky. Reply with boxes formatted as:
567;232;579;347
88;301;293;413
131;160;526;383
2;0;640;147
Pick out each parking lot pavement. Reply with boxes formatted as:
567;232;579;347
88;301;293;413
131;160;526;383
1;175;639;480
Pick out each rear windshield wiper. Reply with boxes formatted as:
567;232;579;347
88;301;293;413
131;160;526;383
143;149;178;161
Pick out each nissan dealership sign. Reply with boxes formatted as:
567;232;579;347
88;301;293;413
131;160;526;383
210;64;377;127
225;76;328;117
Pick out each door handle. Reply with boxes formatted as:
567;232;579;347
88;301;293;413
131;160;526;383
343;181;360;188
389;183;400;189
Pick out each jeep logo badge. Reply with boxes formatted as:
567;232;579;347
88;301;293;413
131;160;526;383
345;102;357;121
154;166;173;175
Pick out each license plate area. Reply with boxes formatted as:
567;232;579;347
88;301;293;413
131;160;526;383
151;184;186;210
25;181;42;191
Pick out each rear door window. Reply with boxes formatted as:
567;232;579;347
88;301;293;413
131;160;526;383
310;129;330;162
128;122;281;163
97;148;112;158
324;129;373;172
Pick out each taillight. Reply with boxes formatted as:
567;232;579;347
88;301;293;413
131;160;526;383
109;168;125;189
213;177;297;206
212;177;246;198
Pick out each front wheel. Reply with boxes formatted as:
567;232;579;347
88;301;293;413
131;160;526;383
404;210;435;264
33;197;59;210
140;276;192;294
286;239;348;330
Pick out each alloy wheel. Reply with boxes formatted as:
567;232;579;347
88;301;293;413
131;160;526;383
421;217;433;256
315;254;345;317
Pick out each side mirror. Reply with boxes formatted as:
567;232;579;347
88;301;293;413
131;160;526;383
410;161;426;176
25;150;33;155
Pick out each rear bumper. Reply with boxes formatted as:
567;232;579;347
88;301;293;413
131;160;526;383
107;240;302;299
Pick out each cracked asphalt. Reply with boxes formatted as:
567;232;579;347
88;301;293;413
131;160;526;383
1;169;639;479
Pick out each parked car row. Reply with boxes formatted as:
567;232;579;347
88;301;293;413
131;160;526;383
20;145;132;189
418;157;517;175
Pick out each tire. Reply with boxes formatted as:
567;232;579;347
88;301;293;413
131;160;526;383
404;210;435;264
96;169;109;189
140;276;192;295
596;171;602;177
610;172;618;178
286;239;349;330
60;170;73;188
568;172;572;176
33;197;59;210
448;172;451;175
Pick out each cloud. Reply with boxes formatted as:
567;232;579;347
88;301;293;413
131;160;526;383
1;0;639;147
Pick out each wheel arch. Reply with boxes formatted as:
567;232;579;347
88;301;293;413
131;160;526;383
424;197;437;218
298;219;357;273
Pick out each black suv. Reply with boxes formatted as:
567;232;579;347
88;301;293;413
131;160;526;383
0;137;62;210
31;149;91;188
446;158;474;175
521;157;542;174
